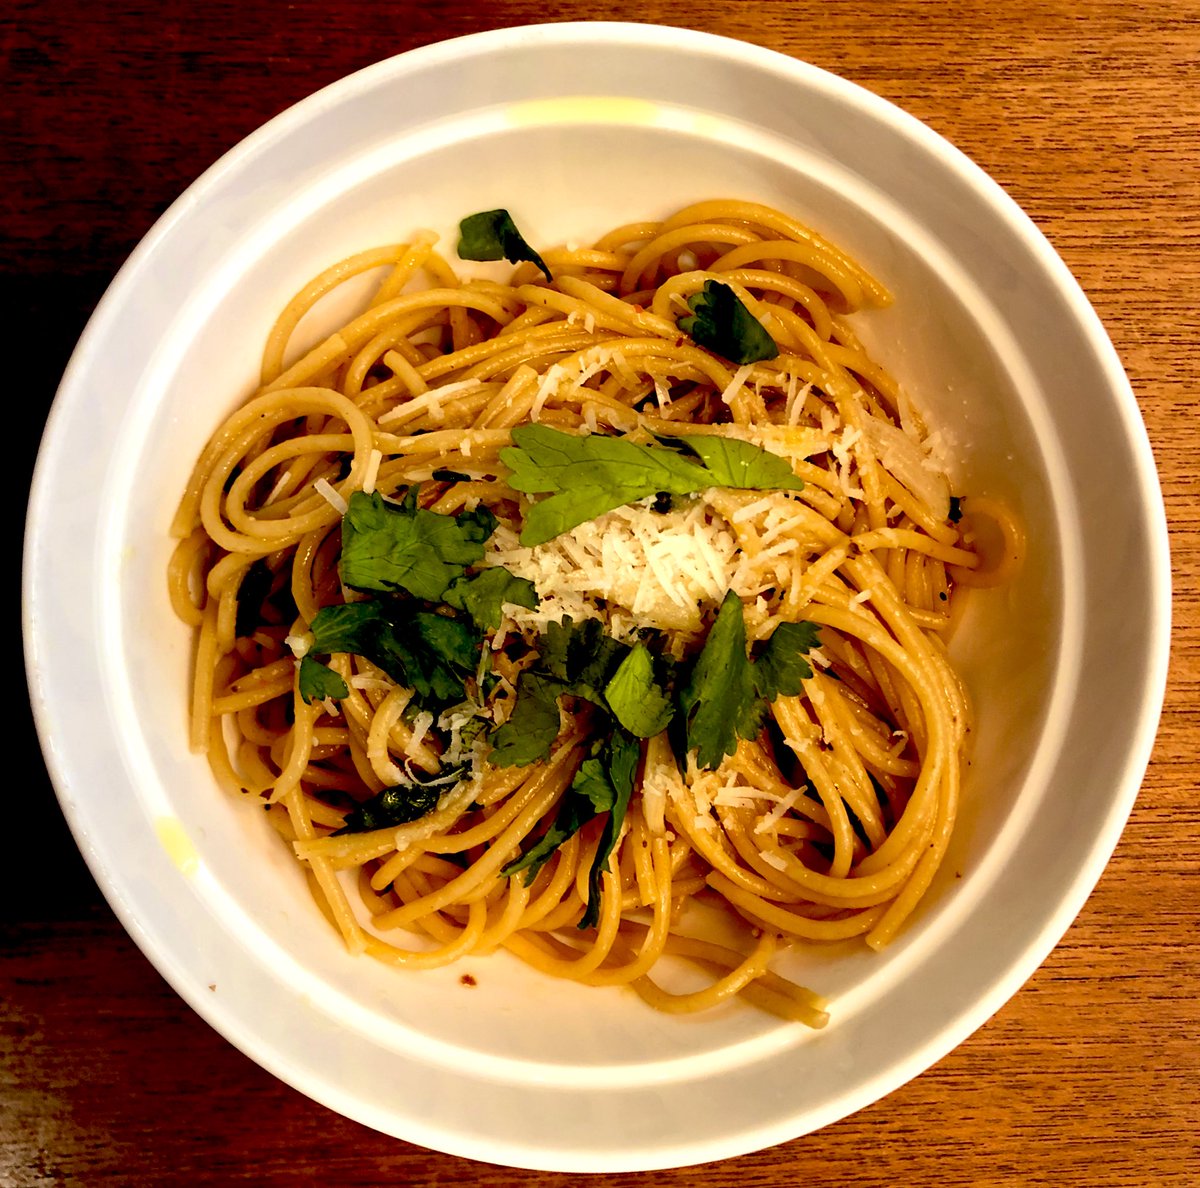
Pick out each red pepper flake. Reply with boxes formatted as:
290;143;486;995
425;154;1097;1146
459;973;477;987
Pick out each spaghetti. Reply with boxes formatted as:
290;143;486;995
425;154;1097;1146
169;199;1023;1026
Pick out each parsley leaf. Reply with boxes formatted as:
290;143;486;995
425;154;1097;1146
540;616;631;704
339;488;495;601
502;425;803;545
678;591;762;769
297;655;349;704
677;594;822;769
674;434;803;492
579;728;639;929
443;566;539;631
457;209;551;281
500;726;640;932
309;601;386;655
333;767;465;835
678;279;779;365
309;601;479;710
488;671;565;768
603;643;674;738
753;620;822;701
487;618;640;767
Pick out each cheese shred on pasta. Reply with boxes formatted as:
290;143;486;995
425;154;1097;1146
168;199;1024;1027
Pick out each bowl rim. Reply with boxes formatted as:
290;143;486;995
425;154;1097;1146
23;20;1172;1172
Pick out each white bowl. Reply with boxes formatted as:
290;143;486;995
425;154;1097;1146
23;21;1170;1172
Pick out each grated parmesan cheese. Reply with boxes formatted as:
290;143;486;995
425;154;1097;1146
404;710;434;758
313;477;348;516
483;498;757;638
755;784;806;834
284;633;311;659
719;363;755;406
361;448;383;495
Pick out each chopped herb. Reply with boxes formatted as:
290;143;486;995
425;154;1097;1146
501;726;640;932
488;617;664;767
603;643;674;738
443;566;539;631
297;655;349;704
502;424;802;545
309;601;479;710
753;620;822;702
673;434;801;492
457;209;551;281
948;495;963;523
678;591;762;769
677;592;821;769
339;487;495;602
540;617;631;705
309;601;387;655
333;767;465;834
488;671;565;768
678;279;779;365
578;728;639;928
432;468;472;483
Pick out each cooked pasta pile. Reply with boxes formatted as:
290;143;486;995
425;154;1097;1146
168;199;1023;1027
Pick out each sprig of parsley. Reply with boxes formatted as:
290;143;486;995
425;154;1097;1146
308;600;480;710
488;618;675;768
501;425;804;545
457;209;552;281
678;592;821;769
340;487;496;600
502;727;639;930
333;766;466;835
678;279;779;365
603;644;674;738
297;655;349;704
443;566;538;631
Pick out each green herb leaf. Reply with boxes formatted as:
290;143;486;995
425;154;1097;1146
500;778;595;882
443;566;539;631
333;768;464;835
753;620;822;702
309;600;479;710
675;434;804;493
677;590;763;769
603;643;674;738
579;728;640;929
502;425;803;545
339;488;495;601
675;596;822;769
678;279;779;365
457;209;551;281
488;671;565;768
309;601;386;655
398;611;482;705
499;725;640;933
540;616;632;704
297;655;349;704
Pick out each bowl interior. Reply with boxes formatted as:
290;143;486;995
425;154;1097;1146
28;23;1166;1172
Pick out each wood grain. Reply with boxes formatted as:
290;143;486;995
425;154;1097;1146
7;1;1199;1184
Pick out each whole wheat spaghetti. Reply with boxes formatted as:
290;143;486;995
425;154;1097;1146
169;199;1023;1026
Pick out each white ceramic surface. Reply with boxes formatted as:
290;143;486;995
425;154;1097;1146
23;22;1170;1172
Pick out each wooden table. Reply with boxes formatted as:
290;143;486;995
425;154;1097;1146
8;2;1198;1184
